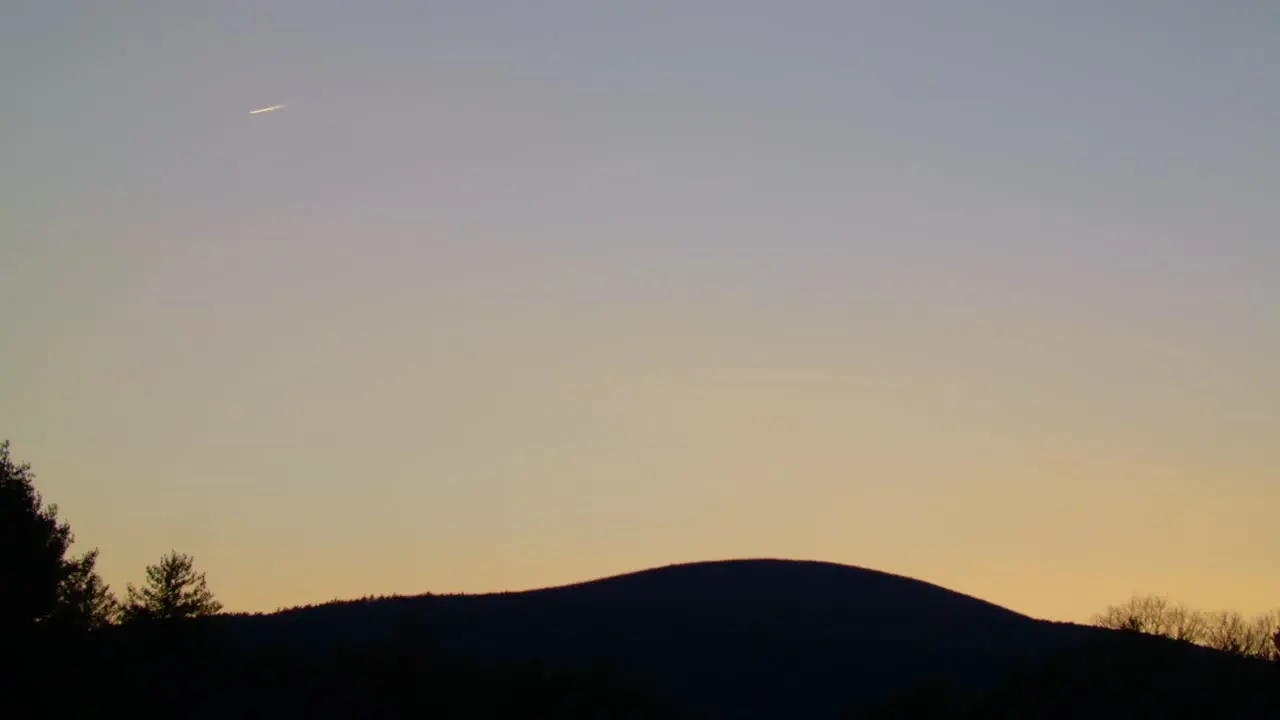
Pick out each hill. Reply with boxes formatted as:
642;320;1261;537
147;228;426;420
210;558;1278;717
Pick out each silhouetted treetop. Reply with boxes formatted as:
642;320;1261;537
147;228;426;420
123;550;221;622
1092;594;1279;661
0;440;74;629
52;548;119;630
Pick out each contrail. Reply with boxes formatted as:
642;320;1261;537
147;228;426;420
248;104;285;115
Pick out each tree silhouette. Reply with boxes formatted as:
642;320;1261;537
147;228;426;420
0;440;74;630
1092;594;1205;642
1093;594;1279;661
1201;610;1276;659
123;551;221;622
52;549;119;629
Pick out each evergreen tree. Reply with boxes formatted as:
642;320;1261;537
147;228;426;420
0;440;74;630
123;551;221;622
53;549;119;629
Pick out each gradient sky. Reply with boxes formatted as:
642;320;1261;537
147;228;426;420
3;2;1277;623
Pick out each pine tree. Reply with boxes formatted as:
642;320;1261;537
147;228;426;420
122;551;222;622
0;440;74;629
53;549;120;629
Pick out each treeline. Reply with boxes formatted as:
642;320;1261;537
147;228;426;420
2;440;221;631
9;436;1280;718
1092;594;1280;661
870;590;1280;717
2;440;683;718
866;628;1280;719
864;596;1280;718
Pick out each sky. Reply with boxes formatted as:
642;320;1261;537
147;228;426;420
2;1;1277;623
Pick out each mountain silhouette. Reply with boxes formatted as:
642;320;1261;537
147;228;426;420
216;558;1137;716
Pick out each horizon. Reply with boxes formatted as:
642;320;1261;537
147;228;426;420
213;556;1090;621
3;2;1277;624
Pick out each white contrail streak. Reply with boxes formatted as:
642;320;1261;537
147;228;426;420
248;104;285;115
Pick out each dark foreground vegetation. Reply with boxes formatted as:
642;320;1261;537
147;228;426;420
4;440;1279;717
13;620;680;718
